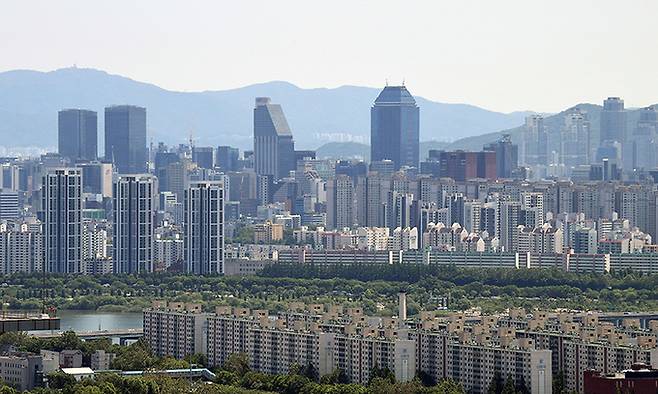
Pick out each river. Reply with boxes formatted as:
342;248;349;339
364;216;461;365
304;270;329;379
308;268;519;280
56;310;143;332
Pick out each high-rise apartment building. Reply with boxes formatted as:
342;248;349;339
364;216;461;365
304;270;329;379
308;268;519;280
58;109;98;162
0;190;19;220
113;174;157;273
253;98;295;180
0;223;43;274
521;192;545;228
500;201;521;252
184;181;225;275
326;175;354;230
143;302;207;360
42;168;82;273
104;105;147;173
371;86;420;170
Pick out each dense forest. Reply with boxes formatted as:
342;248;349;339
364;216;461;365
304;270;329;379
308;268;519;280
1;265;656;315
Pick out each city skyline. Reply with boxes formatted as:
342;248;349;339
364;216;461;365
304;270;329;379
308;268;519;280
4;2;658;393
1;1;658;113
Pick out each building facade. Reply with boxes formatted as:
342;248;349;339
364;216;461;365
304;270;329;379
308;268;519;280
184;181;225;275
371;86;420;170
253;97;295;180
113;174;157;273
58;109;98;162
42;168;82;273
104;105;147;173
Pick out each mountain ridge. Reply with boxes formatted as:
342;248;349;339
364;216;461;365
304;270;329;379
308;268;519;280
0;67;532;151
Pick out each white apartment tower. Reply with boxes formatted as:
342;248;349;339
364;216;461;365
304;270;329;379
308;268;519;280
184;181;225;275
42;168;82;273
113;174;157;273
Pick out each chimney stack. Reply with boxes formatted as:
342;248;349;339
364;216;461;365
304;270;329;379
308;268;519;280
398;291;407;324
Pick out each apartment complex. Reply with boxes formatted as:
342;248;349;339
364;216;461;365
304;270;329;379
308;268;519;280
142;301;207;360
145;301;658;393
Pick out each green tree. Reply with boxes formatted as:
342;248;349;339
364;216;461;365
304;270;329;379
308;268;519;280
488;372;503;394
110;339;156;371
46;372;76;390
501;376;517;394
223;353;251;376
553;371;566;394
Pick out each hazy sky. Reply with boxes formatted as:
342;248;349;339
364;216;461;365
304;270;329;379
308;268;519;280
1;0;657;113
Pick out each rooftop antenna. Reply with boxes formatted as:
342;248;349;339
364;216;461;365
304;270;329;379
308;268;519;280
402;78;405;86
385;78;389;87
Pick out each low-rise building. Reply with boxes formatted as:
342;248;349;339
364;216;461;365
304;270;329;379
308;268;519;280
0;353;43;391
59;350;83;368
90;350;115;371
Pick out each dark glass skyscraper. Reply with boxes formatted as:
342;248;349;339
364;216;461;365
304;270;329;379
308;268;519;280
600;97;626;143
104;105;147;173
600;97;628;168
253;97;295;180
217;146;239;171
370;86;420;170
58;109;97;161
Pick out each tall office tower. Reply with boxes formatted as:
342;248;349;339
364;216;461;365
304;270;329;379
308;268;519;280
499;201;521;252
632;106;658;170
253;97;296;180
58;109;98;162
484;134;518;178
0;190;19;220
78;162;113;197
192;147;215;169
113;174;157;274
431;150;497;181
184;181;225;275
217;146;239;172
370;160;396;177
104;105;147;173
370;85;420;170
560;108;591;168
522;115;548;165
166;161;189;202
599;97;628;168
326;175;354;230
42;168;83;273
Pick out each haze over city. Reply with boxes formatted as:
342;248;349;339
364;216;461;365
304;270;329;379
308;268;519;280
2;0;658;112
2;2;658;394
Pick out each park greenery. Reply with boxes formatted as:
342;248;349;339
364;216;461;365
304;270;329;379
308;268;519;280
1;265;658;315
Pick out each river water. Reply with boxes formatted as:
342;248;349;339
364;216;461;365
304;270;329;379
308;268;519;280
56;310;143;332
